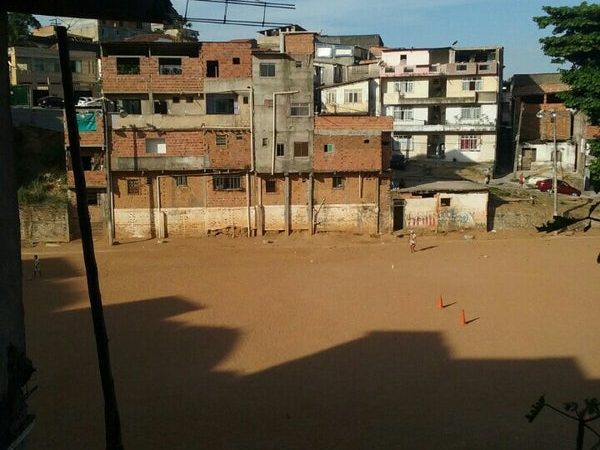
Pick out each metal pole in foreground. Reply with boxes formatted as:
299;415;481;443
552;111;558;218
56;26;123;450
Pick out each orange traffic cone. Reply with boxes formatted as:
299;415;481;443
460;309;467;326
437;294;444;309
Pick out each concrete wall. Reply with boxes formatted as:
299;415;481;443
382;50;430;67
19;204;70;242
321;80;370;114
446;76;499;97
10;107;64;132
518;141;577;171
382;78;429;103
252;53;314;174
403;191;488;231
443;133;496;163
445;104;497;125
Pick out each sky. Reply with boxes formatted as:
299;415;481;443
39;0;583;77
172;0;583;77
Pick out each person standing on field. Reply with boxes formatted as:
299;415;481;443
33;255;41;278
409;230;417;253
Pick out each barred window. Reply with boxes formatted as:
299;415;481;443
127;179;140;195
294;141;309;157
216;134;227;146
460;135;479;151
290;103;310;116
213;175;241;191
175;176;188;187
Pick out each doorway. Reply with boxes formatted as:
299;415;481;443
393;199;405;231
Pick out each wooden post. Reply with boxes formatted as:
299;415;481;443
246;172;251;237
256;174;264;236
284;173;290;235
308;172;314;235
0;8;27;427
57;27;123;450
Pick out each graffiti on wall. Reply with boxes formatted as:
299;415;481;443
438;209;475;227
406;213;438;228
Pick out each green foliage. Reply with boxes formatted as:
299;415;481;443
7;13;41;46
534;2;600;125
18;177;67;206
526;395;546;423
590;139;600;192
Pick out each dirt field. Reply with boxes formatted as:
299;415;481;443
21;229;600;449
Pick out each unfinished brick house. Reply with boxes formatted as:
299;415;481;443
72;31;395;240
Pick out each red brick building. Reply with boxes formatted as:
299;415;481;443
71;33;396;240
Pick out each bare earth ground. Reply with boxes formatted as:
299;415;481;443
22;229;600;450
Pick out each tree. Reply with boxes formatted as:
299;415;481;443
7;13;40;46
526;395;600;450
535;2;600;191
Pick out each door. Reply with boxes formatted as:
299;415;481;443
521;148;536;170
393;199;405;231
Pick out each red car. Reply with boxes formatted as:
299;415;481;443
535;179;581;196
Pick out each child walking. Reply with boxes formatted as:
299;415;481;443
409;230;417;253
33;255;41;278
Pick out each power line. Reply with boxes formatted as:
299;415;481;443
185;0;295;27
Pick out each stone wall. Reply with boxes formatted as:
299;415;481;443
19;205;69;242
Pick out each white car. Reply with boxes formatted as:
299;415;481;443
76;97;102;107
526;176;548;187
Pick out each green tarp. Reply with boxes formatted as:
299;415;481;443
77;112;97;132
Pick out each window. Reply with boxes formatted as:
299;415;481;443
262;138;268;147
290;103;310;116
116;57;140;75
70;60;82;73
213;175;241;190
392;106;414;121
175;175;188;187
393;134;412;151
206;94;237;114
324;143;334;153
154;100;168;114
332;176;344;189
326;91;337;103
127;179;140;195
400;54;407;62
159;58;182;75
242;96;249;104
344;89;361;103
266;179;277;193
294;141;309;157
32;58;44;72
86;191;99;205
216;134;227;146
460;107;481;120
121;99;141;115
145;138;166;154
173;96;180;103
232;57;240;64
260;63;276;77
295;60;302;68
440;198;451;207
264;98;273;108
462;77;482;91
479;63;490;71
395;81;414;94
207;60;219;77
460;135;479;151
186;96;194;103
276;143;285;157
456;64;467;71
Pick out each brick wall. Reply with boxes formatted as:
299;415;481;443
111;129;251;169
521;103;572;141
101;55;203;93
201;41;254;79
284;33;315;55
314;116;393;172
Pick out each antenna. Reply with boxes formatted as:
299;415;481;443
187;0;295;27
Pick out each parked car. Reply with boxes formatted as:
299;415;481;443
526;175;548;187
390;153;406;170
535;179;581;196
37;96;64;108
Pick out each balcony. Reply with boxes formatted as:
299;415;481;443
391;118;496;133
380;61;498;78
110;113;250;131
112;155;209;172
67;170;106;188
